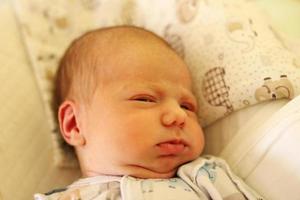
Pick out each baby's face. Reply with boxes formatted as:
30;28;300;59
78;40;204;178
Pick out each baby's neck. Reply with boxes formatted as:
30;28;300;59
82;164;177;179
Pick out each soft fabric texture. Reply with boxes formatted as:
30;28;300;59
13;0;300;168
132;0;299;126
204;99;289;156
34;156;263;200
0;2;80;200
220;95;300;200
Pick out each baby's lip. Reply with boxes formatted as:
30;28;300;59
156;139;187;156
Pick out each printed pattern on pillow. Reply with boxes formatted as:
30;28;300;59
13;0;300;167
133;0;299;125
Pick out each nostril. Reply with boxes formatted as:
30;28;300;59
178;121;185;129
272;93;276;99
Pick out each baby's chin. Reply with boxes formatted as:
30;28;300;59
124;157;195;179
123;154;200;179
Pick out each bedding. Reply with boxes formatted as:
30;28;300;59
13;0;300;168
255;0;300;39
220;95;300;200
204;99;289;156
0;2;80;200
205;95;300;200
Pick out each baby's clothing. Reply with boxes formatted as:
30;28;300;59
34;156;263;200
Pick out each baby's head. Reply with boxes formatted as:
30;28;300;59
56;26;204;179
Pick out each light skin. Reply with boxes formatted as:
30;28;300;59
58;27;205;179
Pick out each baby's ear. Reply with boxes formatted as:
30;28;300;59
58;100;86;146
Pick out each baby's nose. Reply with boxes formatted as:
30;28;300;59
161;102;187;128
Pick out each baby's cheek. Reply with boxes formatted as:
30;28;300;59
191;125;205;153
123;136;146;154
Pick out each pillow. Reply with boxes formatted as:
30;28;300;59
13;0;300;167
133;0;300;125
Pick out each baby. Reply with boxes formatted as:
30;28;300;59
35;26;263;200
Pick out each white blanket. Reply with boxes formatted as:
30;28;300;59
220;95;300;199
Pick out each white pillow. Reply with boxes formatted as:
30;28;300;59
13;0;300;167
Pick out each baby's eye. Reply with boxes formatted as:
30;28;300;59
180;102;196;112
131;95;156;103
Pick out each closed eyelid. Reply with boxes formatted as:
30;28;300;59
180;102;196;112
182;91;197;106
181;99;197;111
122;83;197;105
130;94;157;102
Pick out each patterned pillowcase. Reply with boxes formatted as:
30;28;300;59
13;0;300;167
133;0;300;125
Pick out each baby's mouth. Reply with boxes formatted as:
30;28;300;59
156;139;187;156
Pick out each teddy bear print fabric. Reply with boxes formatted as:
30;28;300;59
133;0;299;126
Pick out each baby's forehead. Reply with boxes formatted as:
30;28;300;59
72;26;188;86
75;29;165;69
79;28;175;69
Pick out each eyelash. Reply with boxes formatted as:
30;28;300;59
130;95;156;103
180;102;196;112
